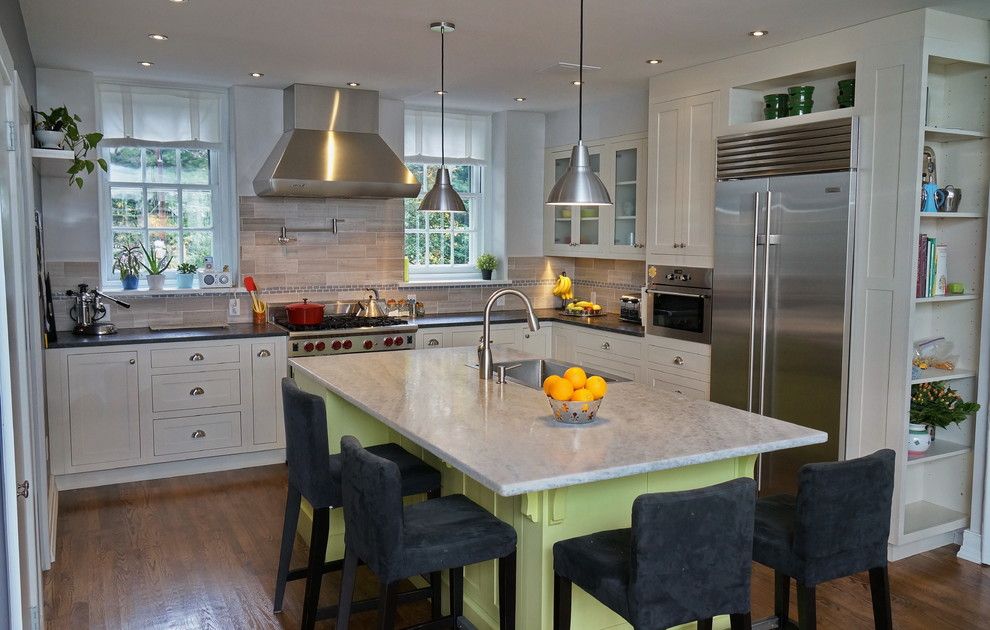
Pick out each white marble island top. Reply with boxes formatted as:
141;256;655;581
290;347;826;496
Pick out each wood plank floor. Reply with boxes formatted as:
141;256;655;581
43;464;990;629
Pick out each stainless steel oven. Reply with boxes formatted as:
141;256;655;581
646;265;713;344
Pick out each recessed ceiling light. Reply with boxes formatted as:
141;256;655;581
572;80;582;86
514;97;527;102
749;30;768;37
250;72;264;78
347;82;360;87
646;59;662;65
139;61;154;67
169;0;187;3
148;33;168;41
435;90;447;95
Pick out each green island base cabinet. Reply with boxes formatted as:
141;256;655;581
45;336;288;489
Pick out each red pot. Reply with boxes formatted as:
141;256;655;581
285;298;325;325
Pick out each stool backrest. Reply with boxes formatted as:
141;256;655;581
281;377;336;505
629;477;756;628
793;449;895;581
340;435;405;578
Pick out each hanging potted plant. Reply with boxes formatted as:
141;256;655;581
477;253;498;280
112;244;142;290
908;381;980;455
33;105;108;188
176;262;198;289
139;242;173;291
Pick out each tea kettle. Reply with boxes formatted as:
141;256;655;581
67;284;131;335
359;287;387;318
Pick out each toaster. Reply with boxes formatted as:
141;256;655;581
619;294;642;323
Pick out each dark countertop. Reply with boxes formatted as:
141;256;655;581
414;309;645;337
47;322;287;349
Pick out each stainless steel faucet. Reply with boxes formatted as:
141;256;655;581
478;288;540;380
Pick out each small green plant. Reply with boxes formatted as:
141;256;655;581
139;242;173;275
910;381;981;429
476;253;498;271
34;106;107;189
112;244;142;281
176;262;198;274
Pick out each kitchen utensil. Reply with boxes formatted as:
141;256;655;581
941;185;961;212
549;396;602;424
285;298;325;325
326;301;361;315
921;182;944;213
66;284;131;335
359;288;388;318
243;275;263;312
619;295;642;323
922;146;937;184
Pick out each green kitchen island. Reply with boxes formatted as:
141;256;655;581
289;347;825;630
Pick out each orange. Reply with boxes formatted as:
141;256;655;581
547;378;575;402
570;388;595;402
585;375;607;400
543;375;563;396
563;366;587;390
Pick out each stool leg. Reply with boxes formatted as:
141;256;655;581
498;551;517;630
796;583;817;630
335;546;359;630
301;507;330;630
377;581;398;630
430;571;442;619
697;619;713;630
774;572;791;626
449;566;464;628
869;566;893;630
729;612;752;630
273;485;301;612
553;572;572;630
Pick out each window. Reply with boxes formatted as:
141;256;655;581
403;164;481;268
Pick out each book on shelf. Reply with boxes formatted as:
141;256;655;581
916;234;949;298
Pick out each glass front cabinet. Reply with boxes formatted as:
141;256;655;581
543;133;647;259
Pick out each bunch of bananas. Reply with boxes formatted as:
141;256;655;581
552;273;574;301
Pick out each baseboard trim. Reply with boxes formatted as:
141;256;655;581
54;449;286;491
47;475;58;567
958;530;983;564
888;529;963;561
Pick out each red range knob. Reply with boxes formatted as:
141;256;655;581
315;341;326;351
383;337;394;347
331;340;342;351
303;342;315;352
342;339;353;350
363;340;374;350
394;336;404;346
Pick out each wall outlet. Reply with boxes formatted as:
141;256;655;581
228;298;240;317
496;296;506;306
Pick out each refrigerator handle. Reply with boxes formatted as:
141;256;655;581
747;191;761;415
759;190;773;418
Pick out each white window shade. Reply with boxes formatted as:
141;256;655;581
405;109;490;165
98;82;224;148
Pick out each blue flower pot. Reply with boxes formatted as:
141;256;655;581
176;273;195;289
122;274;139;290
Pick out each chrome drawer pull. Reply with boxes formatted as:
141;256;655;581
427;338;440;346
601;341;611;350
190;352;205;362
257;349;271;358
191;430;207;439
673;356;684;365
190;386;205;396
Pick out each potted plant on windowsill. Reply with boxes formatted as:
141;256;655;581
908;381;980;455
140;242;173;291
33;106;107;188
477;253;498;281
176;262;198;289
112;244;142;290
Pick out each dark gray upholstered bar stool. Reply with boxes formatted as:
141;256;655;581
753;449;896;630
274;378;442;630
553;478;757;630
336;435;518;630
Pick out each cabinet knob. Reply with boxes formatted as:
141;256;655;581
673;356;684;365
257;349;271;358
601;341;611;351
191;430;207;439
524;334;531;339
129;358;136;365
427;338;440;346
189;386;205;396
675;390;684;395
190;352;205;362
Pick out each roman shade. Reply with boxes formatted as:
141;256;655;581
97;82;225;148
404;109;490;165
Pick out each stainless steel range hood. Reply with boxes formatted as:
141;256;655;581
253;84;421;198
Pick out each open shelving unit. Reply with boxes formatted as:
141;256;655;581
31;147;74;177
727;61;856;127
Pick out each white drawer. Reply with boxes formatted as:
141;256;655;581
153;412;242;456
151;369;241;412
646;346;710;379
574;349;642;382
648;368;709;400
448;327;515;348
150;344;240;369
574;332;643;362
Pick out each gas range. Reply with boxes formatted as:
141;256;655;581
271;312;418;357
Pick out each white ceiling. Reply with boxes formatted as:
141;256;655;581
19;0;990;113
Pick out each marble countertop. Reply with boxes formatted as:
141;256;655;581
414;309;645;337
47;322;286;349
290;347;826;496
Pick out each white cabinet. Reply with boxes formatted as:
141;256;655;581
417;323;550;356
65;351;141;468
544;133;648;260
251;341;281;446
644;336;711;399
647;91;718;264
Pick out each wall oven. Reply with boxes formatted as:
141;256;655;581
646;265;713;344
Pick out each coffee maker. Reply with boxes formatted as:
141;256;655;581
66;284;131;335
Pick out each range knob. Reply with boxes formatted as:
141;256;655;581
680;274;690;281
303;342;315;352
383;337;394;347
315;341;326;351
342;339;353;350
665;273;676;280
331;340;342;351
394;336;404;346
363;340;374;350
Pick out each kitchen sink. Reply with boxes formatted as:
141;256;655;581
486;358;631;390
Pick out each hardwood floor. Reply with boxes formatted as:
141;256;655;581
44;465;990;629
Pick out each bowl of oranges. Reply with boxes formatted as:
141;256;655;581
543;366;608;424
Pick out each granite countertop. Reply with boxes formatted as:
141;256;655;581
414;308;645;337
290;346;825;496
47;322;287;349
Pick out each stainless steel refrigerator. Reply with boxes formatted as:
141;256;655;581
711;118;856;496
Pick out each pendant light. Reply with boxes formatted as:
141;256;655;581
419;21;467;213
546;0;612;206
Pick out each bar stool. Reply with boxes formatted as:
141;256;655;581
273;378;442;630
553;478;756;630
336;435;518;630
753;449;895;630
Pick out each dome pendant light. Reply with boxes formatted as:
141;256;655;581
546;0;612;207
420;21;466;213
